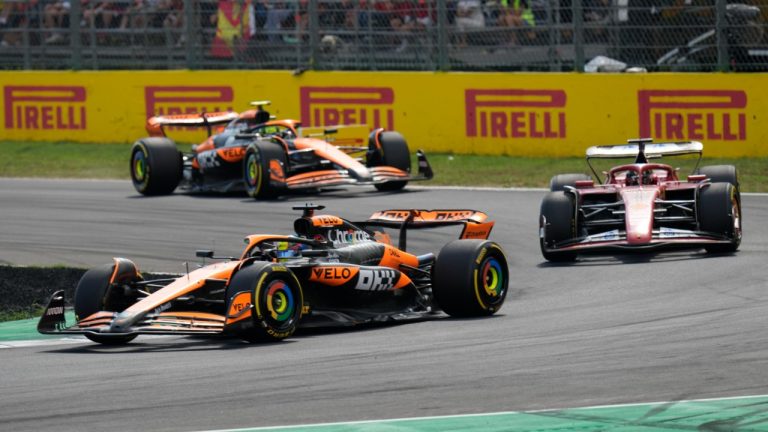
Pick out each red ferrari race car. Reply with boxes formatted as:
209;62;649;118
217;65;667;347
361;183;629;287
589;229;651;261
539;138;742;262
38;205;508;344
130;102;433;198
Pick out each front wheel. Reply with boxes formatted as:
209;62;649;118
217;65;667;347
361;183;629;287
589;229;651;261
698;182;741;253
226;262;303;342
367;130;411;191
130;138;182;195
539;192;577;262
432;240;509;317
74;259;141;344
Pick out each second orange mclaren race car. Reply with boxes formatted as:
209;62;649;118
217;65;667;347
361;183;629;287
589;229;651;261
38;205;508;345
130;102;433;198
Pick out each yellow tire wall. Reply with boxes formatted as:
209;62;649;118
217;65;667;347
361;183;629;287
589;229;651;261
1;70;764;157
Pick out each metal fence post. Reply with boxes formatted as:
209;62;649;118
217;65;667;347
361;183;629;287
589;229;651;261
70;0;82;70
21;5;30;69
184;0;195;69
715;0;728;72
572;0;584;71
437;0;449;71
308;0;319;70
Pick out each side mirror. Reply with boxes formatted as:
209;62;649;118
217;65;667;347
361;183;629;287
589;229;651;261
196;250;214;258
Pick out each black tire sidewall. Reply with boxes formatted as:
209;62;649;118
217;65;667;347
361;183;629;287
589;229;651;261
228;262;303;341
549;173;591;191
698;182;741;252
539;191;577;261
243;141;286;199
433;240;509;317
370;131;410;191
130;138;182;195
75;263;139;344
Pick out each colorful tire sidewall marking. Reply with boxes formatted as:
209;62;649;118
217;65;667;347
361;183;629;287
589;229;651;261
253;268;302;338
245;150;261;194
475;245;508;311
131;145;149;191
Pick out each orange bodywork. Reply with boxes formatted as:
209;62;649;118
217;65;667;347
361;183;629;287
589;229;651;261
124;260;240;314
226;292;253;325
309;265;360;287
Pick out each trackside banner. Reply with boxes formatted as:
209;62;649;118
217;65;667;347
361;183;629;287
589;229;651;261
1;71;766;157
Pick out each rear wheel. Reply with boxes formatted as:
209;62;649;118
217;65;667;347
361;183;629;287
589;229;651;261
243;141;287;199
549;173;591;191
433;240;509;317
699;182;741;253
226;262;303;342
368;130;411;191
130;138;182;195
75;260;141;344
539;192;577;262
697;165;739;191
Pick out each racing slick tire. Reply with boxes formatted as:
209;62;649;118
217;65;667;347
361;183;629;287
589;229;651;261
130;138;182;195
367;131;411;192
243;141;287;199
698;165;740;192
226;262;303;342
549;173;592;191
539;192;578;262
698;182;742;253
74;261;141;344
433;240;509;317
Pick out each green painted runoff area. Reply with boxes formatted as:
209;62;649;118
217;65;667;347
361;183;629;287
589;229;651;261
219;396;768;432
0;311;75;341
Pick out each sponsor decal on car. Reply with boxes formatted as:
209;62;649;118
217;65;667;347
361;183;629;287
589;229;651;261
4;86;87;130
326;229;371;246
309;266;358;286
45;306;64;316
299;86;395;129
638;90;747;141
355;268;398;291
583;229;621;242
658;227;696;239
464;89;567;139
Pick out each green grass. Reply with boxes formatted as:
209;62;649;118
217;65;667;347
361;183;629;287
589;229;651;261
0;308;44;322
2;141;767;192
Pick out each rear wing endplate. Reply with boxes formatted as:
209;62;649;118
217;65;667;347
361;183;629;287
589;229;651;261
361;209;494;251
146;111;239;137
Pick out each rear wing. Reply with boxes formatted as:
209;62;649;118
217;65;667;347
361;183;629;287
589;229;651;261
586;138;703;178
360;209;494;251
146;111;239;137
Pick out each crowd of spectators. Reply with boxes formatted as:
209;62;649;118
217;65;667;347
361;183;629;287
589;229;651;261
2;0;765;54
0;0;187;47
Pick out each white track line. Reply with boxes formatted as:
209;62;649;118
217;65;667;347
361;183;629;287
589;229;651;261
195;394;768;432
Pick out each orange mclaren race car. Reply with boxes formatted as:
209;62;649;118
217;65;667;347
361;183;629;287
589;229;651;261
38;205;508;344
130;102;433;198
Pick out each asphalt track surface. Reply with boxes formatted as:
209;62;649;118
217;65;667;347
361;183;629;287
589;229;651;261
1;178;768;432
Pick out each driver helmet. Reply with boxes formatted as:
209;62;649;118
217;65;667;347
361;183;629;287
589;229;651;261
625;170;639;186
642;170;657;185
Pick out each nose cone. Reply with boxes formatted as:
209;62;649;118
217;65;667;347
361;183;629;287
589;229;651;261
620;188;660;244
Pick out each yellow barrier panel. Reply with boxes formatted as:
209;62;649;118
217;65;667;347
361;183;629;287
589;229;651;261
1;70;765;157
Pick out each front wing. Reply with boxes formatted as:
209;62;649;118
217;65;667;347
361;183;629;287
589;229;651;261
274;150;433;190
541;227;736;255
38;291;226;337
